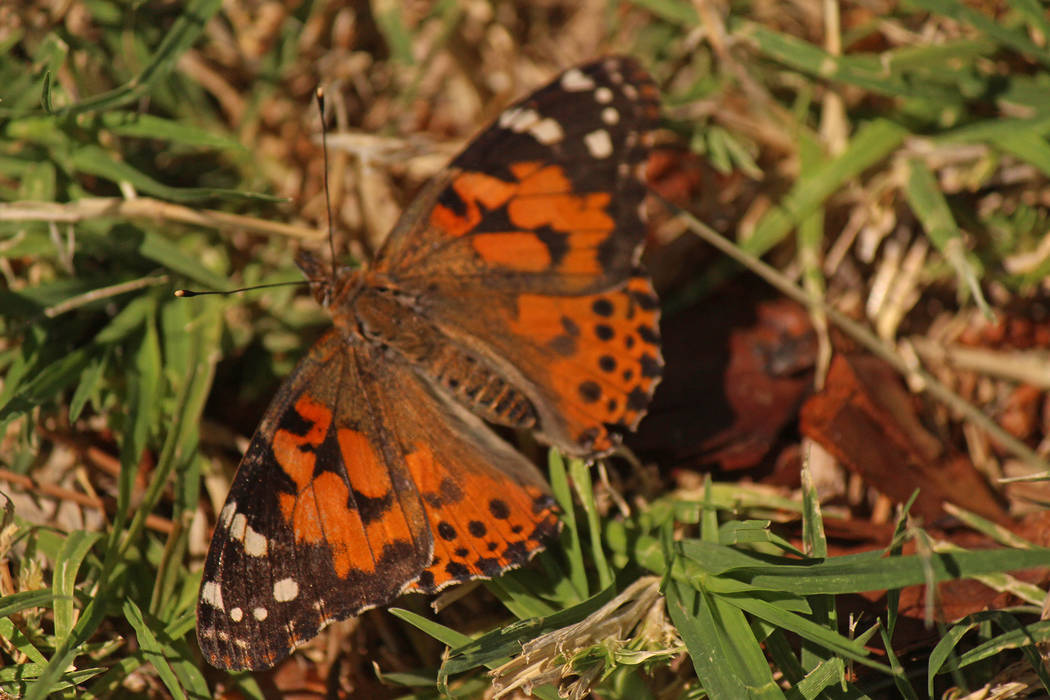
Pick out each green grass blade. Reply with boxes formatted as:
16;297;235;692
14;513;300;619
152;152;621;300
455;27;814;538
905;158;990;316
0;589;54;619
98;111;244;150
735;547;1050;593
70;145;279;202
549;449;588;598
54;0;224;116
123;599;187;700
666;579;786;699
745;119;908;257
52;531;102;641
390;607;473;648
569;457;613;590
909;0;1050;68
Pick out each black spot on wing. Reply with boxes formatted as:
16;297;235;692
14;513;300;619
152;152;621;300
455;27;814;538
534;224;569;265
477;557;503;577
440;477;464;503
626;387;650;412
437;184;468;217
353;488;394;525
561;316;581;337
592;298;614;317
437;522;457;541
637;323;659;344
277;403;315;437
578;381;602;403
502;541;528;562
445;561;470;581
415;570;435;590
631;288;660;311
640;353;663;379
548;334;576;356
489;499;510;519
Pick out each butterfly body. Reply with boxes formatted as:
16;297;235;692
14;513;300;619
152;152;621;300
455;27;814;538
300;251;541;430
198;56;662;671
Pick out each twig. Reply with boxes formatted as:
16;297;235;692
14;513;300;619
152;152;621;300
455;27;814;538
44;275;169;318
0;197;323;240
0;468;172;534
910;338;1050;391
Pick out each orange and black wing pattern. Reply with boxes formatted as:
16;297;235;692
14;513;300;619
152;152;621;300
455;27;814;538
198;55;659;671
196;332;432;670
197;332;558;670
374;56;663;456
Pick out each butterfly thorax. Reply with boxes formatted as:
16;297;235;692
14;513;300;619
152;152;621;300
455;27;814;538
297;250;537;430
350;280;537;430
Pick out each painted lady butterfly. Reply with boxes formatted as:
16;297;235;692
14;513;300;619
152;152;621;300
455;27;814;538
196;55;663;670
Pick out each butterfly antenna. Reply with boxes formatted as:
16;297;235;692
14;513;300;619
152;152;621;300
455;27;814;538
174;280;308;298
316;86;337;281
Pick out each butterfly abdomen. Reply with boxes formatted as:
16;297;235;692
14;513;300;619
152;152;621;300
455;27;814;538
427;346;537;429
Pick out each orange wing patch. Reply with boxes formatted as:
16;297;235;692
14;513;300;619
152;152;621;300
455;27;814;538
507;275;663;453
401;442;559;593
273;396;421;580
428;163;615;278
429;171;518;237
471;232;552;271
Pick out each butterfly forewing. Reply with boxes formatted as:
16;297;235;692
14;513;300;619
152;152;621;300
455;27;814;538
375;57;659;296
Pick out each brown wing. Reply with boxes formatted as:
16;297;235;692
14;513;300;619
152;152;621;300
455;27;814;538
371;56;663;455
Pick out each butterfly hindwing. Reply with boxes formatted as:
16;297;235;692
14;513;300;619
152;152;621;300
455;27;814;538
365;348;561;594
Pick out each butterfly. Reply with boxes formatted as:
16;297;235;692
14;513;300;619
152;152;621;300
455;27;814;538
196;55;663;671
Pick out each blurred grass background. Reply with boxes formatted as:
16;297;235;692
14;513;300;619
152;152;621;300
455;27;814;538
2;0;1050;697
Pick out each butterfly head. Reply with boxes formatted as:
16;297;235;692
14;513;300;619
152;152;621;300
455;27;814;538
295;249;359;309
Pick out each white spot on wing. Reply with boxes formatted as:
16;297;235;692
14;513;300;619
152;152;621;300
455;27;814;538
233;637;250;649
584;129;613;159
595;86;613;104
499;106;540;133
220;502;237;528
273;577;299;602
201;581;224;611
230;513;247;541
529;117;564;145
602;107;620;124
254;607;268;621
560;68;595;91
243;525;269;557
230;607;243;622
